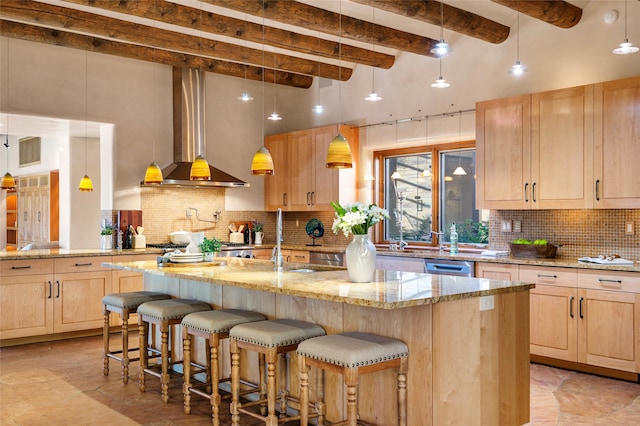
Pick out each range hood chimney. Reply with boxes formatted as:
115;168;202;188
141;67;249;188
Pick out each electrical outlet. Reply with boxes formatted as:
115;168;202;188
296;220;299;227
480;295;494;311
513;220;522;233
501;220;512;232
626;222;634;235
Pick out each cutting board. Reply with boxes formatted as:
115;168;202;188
118;210;142;232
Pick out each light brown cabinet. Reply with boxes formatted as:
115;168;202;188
17;172;59;248
475;262;519;281
264;124;358;212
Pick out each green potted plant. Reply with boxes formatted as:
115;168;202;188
100;222;115;250
199;237;222;261
252;220;264;245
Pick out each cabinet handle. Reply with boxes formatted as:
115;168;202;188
579;297;584;319
74;262;93;267
595;179;600;201
311;191;315;205
283;193;287;206
48;280;53;299
37;211;41;222
293;254;305;259
537;274;557;279
56;280;60;298
524;183;529;202
598;278;622;288
532;183;537;203
569;296;574;318
306;192;311;206
24;211;28;221
11;265;32;270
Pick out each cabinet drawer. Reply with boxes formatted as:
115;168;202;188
111;254;158;263
578;270;640;293
288;250;310;263
54;256;111;274
1;259;54;277
519;266;577;288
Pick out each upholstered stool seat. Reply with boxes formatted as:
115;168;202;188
230;319;326;426
102;291;171;384
297;332;409;426
137;299;211;402
181;309;266;426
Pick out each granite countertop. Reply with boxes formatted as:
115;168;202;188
103;258;533;310
0;248;163;260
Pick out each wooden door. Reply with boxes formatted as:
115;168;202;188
475;94;531;209
0;274;54;339
264;133;290;211
594;76;640;208
532;85;593;209
475;262;519;281
529;284;578;361
578;288;640;373
53;271;112;333
288;129;314;211
311;125;340;211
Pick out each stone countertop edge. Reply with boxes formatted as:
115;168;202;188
102;259;534;310
0;248;163;260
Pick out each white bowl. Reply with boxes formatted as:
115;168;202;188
169;231;190;244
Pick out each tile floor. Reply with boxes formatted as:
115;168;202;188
1;335;639;425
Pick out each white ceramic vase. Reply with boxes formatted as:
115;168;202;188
203;252;214;262
100;234;112;250
345;234;377;283
254;231;264;245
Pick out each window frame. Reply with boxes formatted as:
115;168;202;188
372;140;476;248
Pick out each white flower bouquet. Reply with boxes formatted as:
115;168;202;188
330;200;389;237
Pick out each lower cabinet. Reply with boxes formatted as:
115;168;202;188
475;262;519;280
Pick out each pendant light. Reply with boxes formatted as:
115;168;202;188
312;79;324;114
1;135;16;191
251;0;275;175
613;0;639;54
431;57;450;88
452;112;466;176
363;126;374;181
390;121;401;180
421;116;431;178
431;2;452;56
510;5;527;75
79;50;93;192
365;8;382;102
326;1;353;169
190;6;211;181
144;14;164;184
267;48;282;121
238;17;255;101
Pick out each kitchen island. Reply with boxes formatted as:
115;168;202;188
105;257;533;425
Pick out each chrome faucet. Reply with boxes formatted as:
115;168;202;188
272;208;284;272
431;231;445;253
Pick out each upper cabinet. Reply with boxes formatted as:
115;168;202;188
593;76;640;208
477;76;639;210
264;124;358;212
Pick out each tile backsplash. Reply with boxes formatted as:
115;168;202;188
490;210;640;260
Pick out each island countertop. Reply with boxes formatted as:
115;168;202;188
103;258;533;310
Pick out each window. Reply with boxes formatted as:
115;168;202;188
375;143;488;247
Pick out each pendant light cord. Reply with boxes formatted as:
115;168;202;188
338;0;342;127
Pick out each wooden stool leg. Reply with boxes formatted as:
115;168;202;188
299;356;310;426
259;352;267;416
205;339;213;394
345;368;359;426
398;357;408;426
103;307;110;377
317;367;326;426
138;316;148;392
160;322;170;403
278;353;288;417
230;339;241;426
210;334;221;426
121;311;130;384
183;327;192;415
266;351;278;426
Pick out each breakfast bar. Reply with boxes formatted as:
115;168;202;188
105;257;534;425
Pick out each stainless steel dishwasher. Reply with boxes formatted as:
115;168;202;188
425;258;475;277
309;252;344;267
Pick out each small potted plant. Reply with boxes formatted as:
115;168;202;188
100;222;115;250
253;220;264;245
199;237;222;261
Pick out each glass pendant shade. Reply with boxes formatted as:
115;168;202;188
1;172;16;190
268;112;282;121
190;155;211;180
143;161;164;184
78;174;94;192
251;146;275;175
510;60;527;75
365;90;382;102
391;171;402;180
613;40;639;54
453;166;467;175
238;91;254;101
431;40;452;56
422;168;432;177
325;133;353;168
312;104;324;113
431;77;450;88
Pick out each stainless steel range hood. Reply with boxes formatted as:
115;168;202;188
141;67;249;188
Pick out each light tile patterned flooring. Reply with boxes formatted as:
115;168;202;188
1;335;639;425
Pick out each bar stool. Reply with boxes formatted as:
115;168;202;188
297;332;409;426
181;309;266;426
137;298;212;403
102;291;171;384
229;319;326;426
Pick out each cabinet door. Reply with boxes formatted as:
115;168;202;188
577;288;640;373
0;274;54;339
288;250;310;264
53;271;112;333
594;76;640;208
311;125;340;211
475;262;519;281
289;130;314;211
476;95;531;209
530;284;578;361
264;133;290;211
532;85;594;209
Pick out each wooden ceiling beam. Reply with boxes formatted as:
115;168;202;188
0;20;313;89
0;0;352;81
207;0;440;57
61;0;394;69
351;0;510;44
491;0;582;29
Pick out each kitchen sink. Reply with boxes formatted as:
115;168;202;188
288;268;318;273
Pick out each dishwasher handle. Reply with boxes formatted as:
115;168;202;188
425;261;473;277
